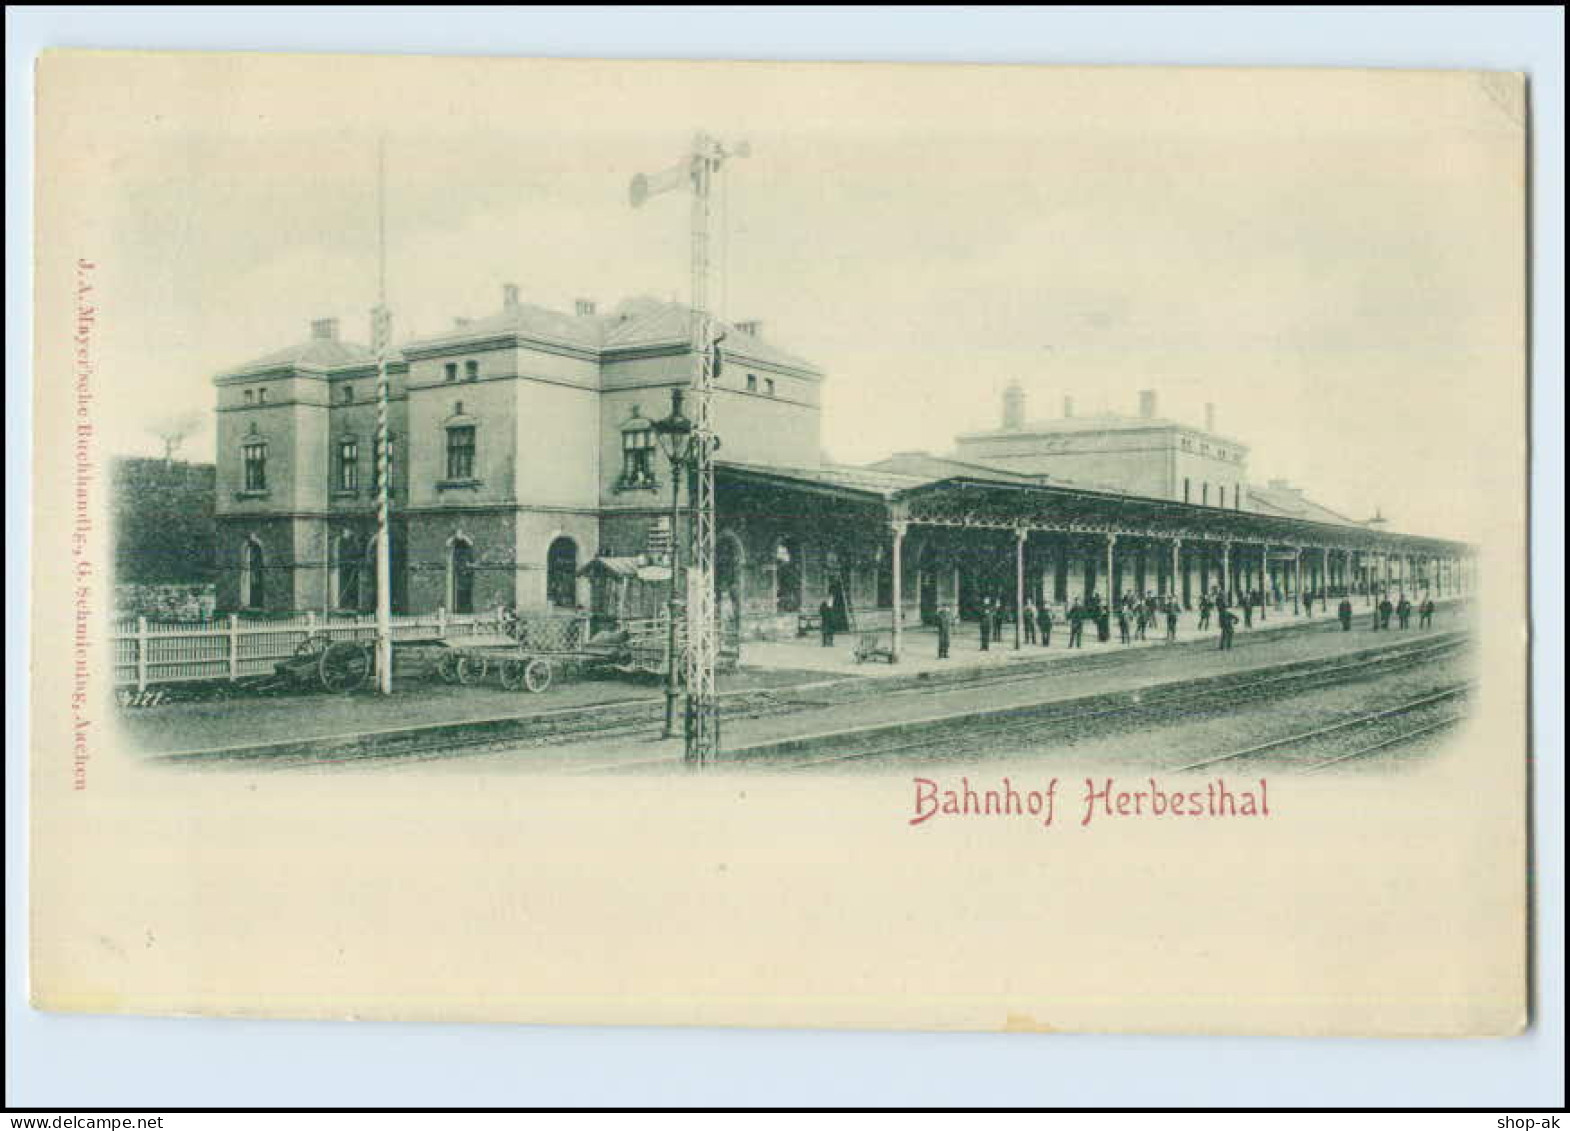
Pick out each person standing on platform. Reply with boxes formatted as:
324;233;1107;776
1068;600;1085;648
1165;599;1179;642
993;597;1006;646
1023;598;1037;645
1338;596;1353;632
1397;593;1412;629
1218;606;1237;650
936;604;952;659
1242;593;1254;629
1038;601;1053;648
1198;592;1213;631
1116;603;1131;645
1419;595;1435;629
979;598;992;651
819;599;835;648
1378;594;1394;630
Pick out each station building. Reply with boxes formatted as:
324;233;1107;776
213;288;1474;653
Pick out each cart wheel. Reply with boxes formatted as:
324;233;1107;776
319;640;372;693
435;651;460;684
499;657;527;691
522;657;552;694
295;633;331;658
456;653;488;685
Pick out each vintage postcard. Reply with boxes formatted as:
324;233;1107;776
30;51;1528;1035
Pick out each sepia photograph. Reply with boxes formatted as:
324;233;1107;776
26;44;1534;1050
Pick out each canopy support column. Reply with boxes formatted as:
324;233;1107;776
1013;527;1027;649
890;518;907;663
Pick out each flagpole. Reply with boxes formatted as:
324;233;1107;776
373;136;393;695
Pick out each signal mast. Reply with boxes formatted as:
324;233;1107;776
630;132;749;765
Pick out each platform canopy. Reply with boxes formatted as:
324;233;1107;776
717;462;1470;556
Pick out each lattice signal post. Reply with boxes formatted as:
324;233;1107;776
631;132;749;765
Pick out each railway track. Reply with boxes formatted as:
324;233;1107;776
763;635;1470;772
179;627;1469;772
1169;684;1473;774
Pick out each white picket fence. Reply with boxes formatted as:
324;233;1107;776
110;610;588;691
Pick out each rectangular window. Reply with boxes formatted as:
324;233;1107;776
242;442;267;491
746;374;757;393
243;390;254;405
1184;477;1191;503
446;426;476;480
337;438;358;492
257;388;268;404
1219;485;1226;509
342;385;354;403
465;359;480;382
621;428;656;487
765;377;776;397
444;362;458;382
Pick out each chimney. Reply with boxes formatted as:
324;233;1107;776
1063;395;1075;419
1002;381;1026;430
310;317;339;341
1138;389;1157;419
736;319;762;337
502;283;520;309
575;298;597;316
1204;402;1216;433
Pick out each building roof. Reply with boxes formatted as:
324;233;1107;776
1246;482;1360;527
865;451;1047;484
602;297;821;373
219;337;381;378
395;295;822;374
718;459;931;499
956;411;1250;450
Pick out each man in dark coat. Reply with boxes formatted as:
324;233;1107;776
1242;594;1253;629
1378;595;1394;630
1116;604;1131;645
936;604;952;659
1419;596;1435;629
1037;602;1053;647
1068;600;1085;648
979;598;992;651
819;599;835;647
1396;594;1412;629
1198;593;1213;631
1338;596;1353;632
1165;600;1179;642
1218;607;1237;650
1022;598;1037;645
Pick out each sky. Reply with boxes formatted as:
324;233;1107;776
64;54;1524;542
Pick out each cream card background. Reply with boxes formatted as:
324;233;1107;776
29;51;1528;1037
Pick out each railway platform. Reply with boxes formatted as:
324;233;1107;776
271;599;1472;775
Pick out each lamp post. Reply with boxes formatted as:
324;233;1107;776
652;388;696;740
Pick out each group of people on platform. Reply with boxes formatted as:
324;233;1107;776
918;585;1441;659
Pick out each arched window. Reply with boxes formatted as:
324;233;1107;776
241;538;265;610
547;537;579;609
334;531;362;610
449;538;475;614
